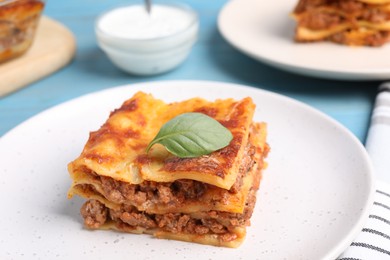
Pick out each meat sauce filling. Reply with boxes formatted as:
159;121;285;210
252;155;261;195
79;142;258;211
81;187;257;242
296;0;390;30
77;130;266;242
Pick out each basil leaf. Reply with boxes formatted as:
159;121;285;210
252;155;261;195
146;112;233;158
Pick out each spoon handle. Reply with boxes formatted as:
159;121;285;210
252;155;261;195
145;0;152;14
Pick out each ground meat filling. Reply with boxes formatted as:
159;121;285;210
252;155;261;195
300;10;390;30
300;11;343;30
229;142;256;193
78;126;262;243
80;199;108;229
296;0;390;30
81;189;257;242
296;0;377;14
81;141;258;211
329;30;390;46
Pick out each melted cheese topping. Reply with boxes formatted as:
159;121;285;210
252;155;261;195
68;91;256;189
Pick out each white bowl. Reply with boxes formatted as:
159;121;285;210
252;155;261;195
95;3;199;75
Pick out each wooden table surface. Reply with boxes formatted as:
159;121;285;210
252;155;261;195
0;0;381;141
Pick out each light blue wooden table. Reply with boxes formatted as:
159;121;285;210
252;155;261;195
0;0;380;141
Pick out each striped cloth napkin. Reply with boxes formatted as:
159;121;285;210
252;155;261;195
338;83;390;260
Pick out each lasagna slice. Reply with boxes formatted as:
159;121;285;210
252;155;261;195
68;91;269;248
0;0;45;62
292;0;390;46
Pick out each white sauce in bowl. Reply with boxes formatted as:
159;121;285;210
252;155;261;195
95;3;198;75
98;5;194;40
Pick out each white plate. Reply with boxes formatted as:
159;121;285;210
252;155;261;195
218;0;390;80
0;81;374;259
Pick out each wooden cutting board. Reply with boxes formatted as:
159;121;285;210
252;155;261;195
0;16;76;97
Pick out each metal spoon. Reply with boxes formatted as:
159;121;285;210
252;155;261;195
145;0;152;14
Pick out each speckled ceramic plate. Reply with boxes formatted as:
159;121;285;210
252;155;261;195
0;81;374;259
218;0;390;80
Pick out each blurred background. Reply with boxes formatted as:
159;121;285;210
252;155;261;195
0;0;380;141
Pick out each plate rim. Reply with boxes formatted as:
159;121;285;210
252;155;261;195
217;0;390;80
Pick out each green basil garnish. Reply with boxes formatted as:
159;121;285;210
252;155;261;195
146;112;233;158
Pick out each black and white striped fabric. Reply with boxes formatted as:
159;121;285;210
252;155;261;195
338;83;390;260
338;182;390;260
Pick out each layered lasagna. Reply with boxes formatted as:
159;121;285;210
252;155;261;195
0;0;45;62
292;0;390;46
68;91;269;247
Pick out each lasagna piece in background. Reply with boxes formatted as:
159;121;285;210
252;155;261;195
67;91;269;248
292;0;390;46
0;0;45;62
